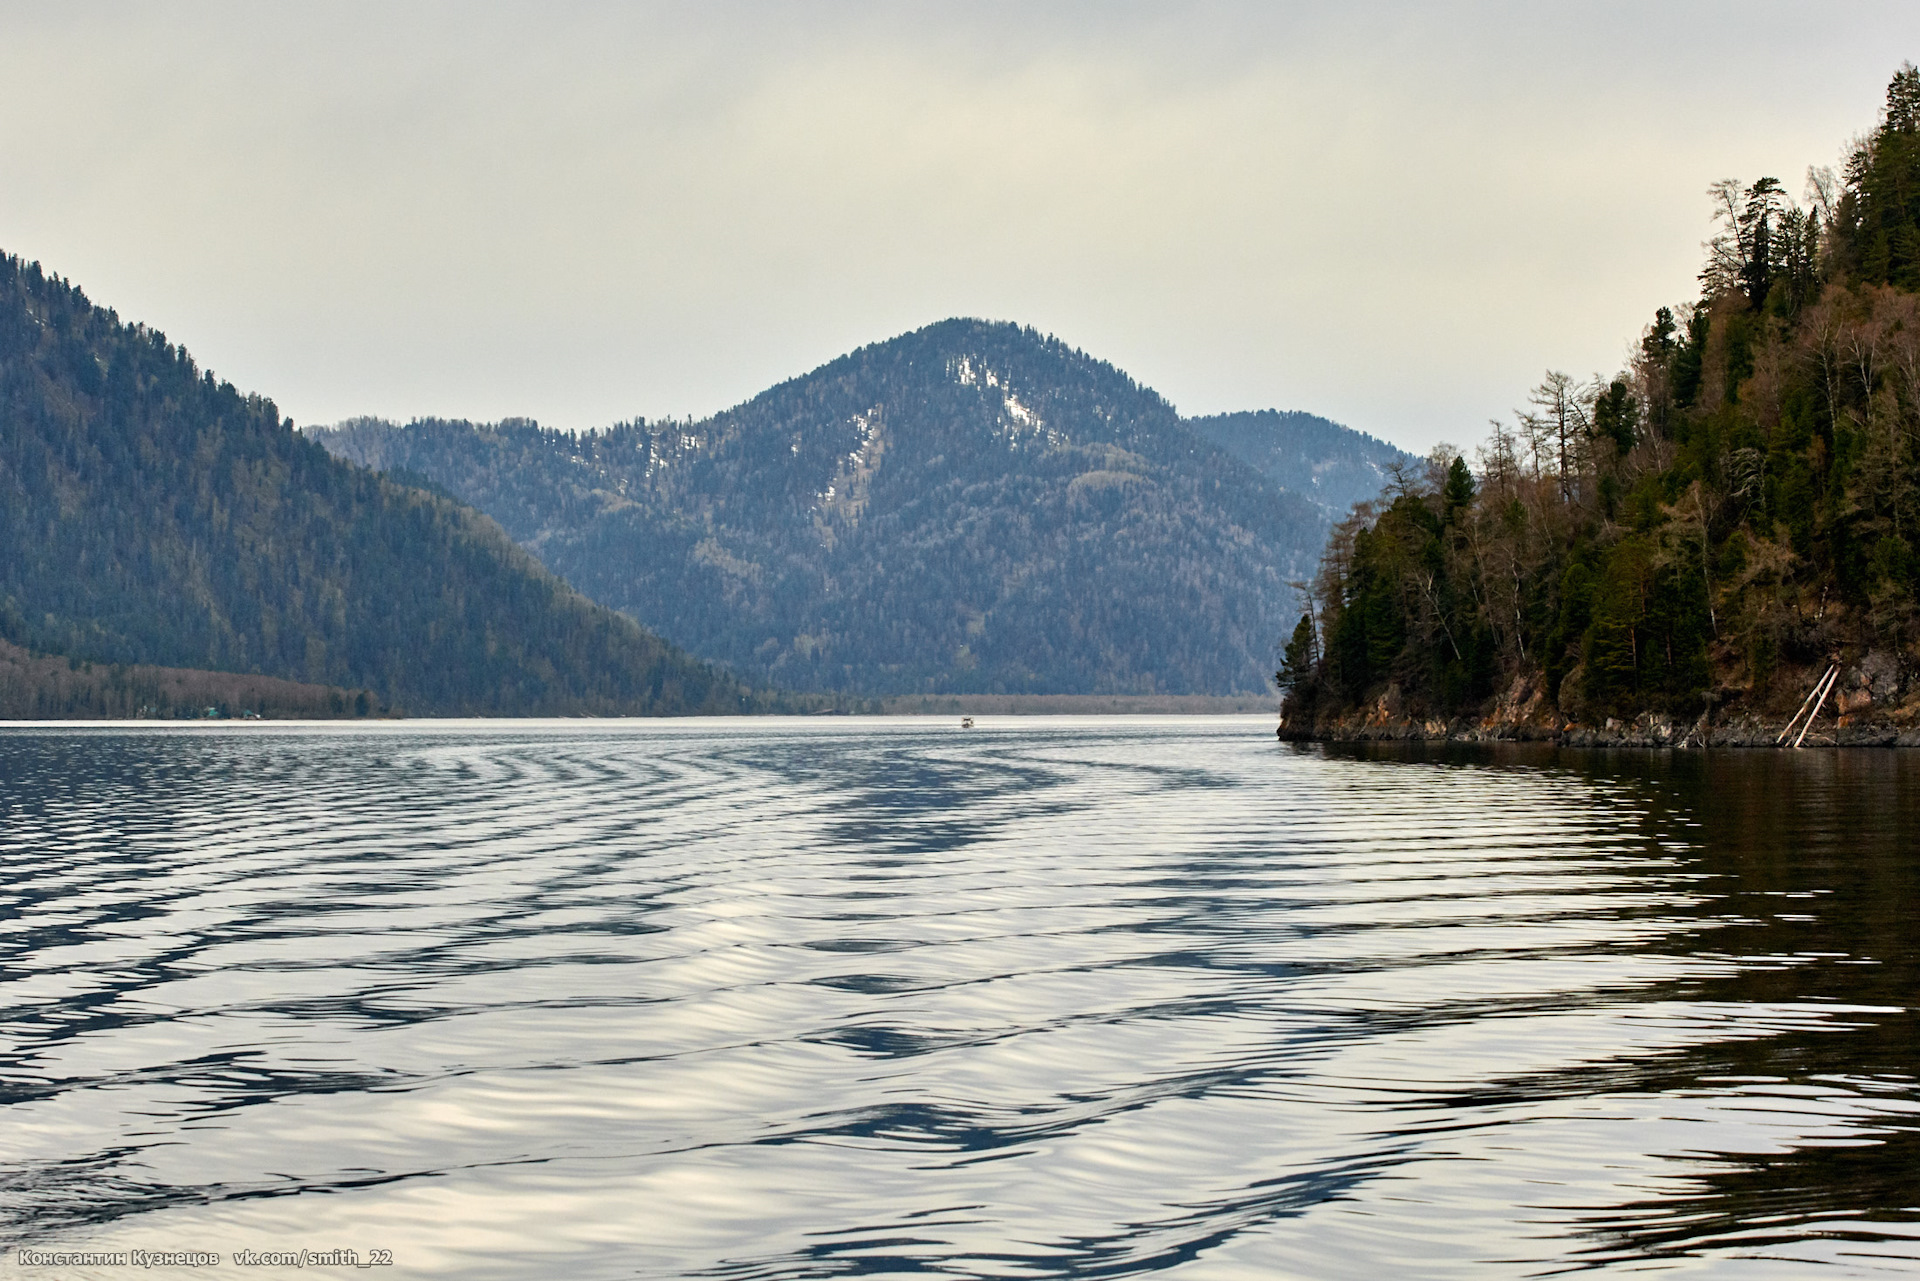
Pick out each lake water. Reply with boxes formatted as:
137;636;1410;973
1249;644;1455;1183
2;717;1918;1278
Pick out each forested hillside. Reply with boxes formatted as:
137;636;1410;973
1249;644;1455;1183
1283;66;1920;739
318;322;1394;696
0;254;757;715
1185;410;1406;517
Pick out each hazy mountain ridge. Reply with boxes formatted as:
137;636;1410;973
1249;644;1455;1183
1185;409;1408;517
0;252;759;716
319;319;1409;696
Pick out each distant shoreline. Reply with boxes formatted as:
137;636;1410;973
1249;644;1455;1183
879;693;1275;716
0;693;1280;723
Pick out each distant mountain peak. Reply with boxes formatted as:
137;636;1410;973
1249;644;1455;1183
315;321;1405;697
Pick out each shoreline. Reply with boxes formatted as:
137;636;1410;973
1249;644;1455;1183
1281;711;1920;749
1281;660;1920;749
879;693;1276;716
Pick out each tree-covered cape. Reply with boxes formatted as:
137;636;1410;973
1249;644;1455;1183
1284;66;1920;734
0;254;760;715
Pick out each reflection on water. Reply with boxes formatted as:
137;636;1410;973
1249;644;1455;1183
0;719;1916;1278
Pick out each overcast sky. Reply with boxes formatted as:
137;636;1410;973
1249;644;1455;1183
1;3;1915;453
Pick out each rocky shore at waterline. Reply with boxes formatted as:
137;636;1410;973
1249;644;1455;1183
1279;657;1920;748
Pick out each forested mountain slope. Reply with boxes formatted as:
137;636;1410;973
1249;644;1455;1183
317;322;1386;695
1184;409;1406;517
0;253;755;715
1283;65;1920;742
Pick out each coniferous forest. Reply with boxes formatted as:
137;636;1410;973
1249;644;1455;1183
1283;66;1920;741
0;254;765;716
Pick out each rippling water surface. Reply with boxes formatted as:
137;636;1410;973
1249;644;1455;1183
3;717;1919;1278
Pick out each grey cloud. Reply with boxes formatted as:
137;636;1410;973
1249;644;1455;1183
0;1;1914;451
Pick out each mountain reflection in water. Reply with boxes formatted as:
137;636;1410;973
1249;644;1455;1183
1;720;1916;1278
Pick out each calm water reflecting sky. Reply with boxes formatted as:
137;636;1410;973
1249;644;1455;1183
1;719;1916;1277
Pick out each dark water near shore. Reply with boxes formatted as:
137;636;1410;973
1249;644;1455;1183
2;718;1917;1278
